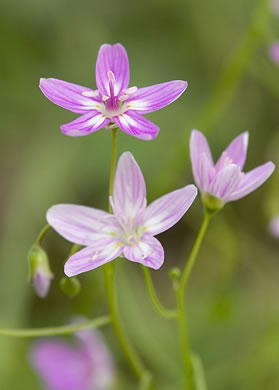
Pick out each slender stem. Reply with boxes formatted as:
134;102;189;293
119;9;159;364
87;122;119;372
179;212;212;292
103;129;154;388
141;266;177;319
35;224;51;245
0;316;110;338
176;211;212;390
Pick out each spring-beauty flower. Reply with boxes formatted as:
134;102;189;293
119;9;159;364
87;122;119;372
30;326;114;390
271;0;279;15
40;43;187;140
190;130;275;211
47;152;197;276
28;245;53;298
269;42;279;65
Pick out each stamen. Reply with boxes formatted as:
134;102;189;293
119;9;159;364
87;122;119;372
107;70;115;83
122;86;137;95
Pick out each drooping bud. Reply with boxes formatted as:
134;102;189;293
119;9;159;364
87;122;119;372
60;276;80;298
28;245;53;298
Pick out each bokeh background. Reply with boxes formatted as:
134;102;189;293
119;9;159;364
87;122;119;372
1;0;279;389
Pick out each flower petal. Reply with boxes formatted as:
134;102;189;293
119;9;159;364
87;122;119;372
46;204;113;246
95;43;130;97
39;78;102;114
123;235;164;270
60;112;110;137
113;111;159;140
209;164;242;201
112;152;146;220
143;185;197;235
190;130;214;190
216;132;249;171
228;162;275;201
64;242;122;277
30;340;91;390
124;80;187;114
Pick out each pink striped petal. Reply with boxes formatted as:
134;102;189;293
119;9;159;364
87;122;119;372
124;80;187;114
228;162;275;201
65;242;122;277
112;152;146;220
60;112;110;137
31;340;91;390
123;235;164;269
209;165;242;201
40;78;101;114
46;204;113;246
113;111;159;140
143;185;197;235
190;130;214;189
95;44;130;97
216;132;249;171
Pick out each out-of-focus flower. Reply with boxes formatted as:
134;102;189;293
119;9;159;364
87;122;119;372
268;42;279;65
40;43;187;140
190;130;275;211
269;214;279;238
30;326;114;390
271;0;279;16
28;245;53;298
47;152;197;276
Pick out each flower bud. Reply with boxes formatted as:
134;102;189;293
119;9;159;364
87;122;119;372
60;276;80;298
28;245;53;298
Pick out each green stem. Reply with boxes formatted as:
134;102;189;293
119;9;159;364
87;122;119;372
141;266;177;319
35;224;51;245
103;129;154;388
179;212;212;292
176;211;212;389
0;316;110;338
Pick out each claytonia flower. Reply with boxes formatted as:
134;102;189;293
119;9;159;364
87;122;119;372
30;325;114;390
47;152;197;276
40;43;187;140
271;0;279;15
268;42;279;65
190;130;275;211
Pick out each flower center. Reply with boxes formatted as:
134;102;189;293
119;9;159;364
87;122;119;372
101;71;137;118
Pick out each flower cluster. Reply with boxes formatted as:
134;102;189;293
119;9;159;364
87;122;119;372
30;42;276;388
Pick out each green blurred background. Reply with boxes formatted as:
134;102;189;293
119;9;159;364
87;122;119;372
1;0;279;389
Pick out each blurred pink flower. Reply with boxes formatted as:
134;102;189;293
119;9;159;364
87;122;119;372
190;130;275;208
30;326;114;390
269;42;279;65
269;215;279;238
40;43;187;140
271;0;279;15
47;152;197;276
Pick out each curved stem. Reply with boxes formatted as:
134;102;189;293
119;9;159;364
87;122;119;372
176;211;213;390
35;224;51;245
103;129;154;388
0;316;110;338
141;266;177;319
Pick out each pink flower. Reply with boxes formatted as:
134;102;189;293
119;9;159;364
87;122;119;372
40;43;187;140
28;245;53;299
30;326;114;390
190;130;275;209
268;42;279;65
271;0;279;15
47;152;197;276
